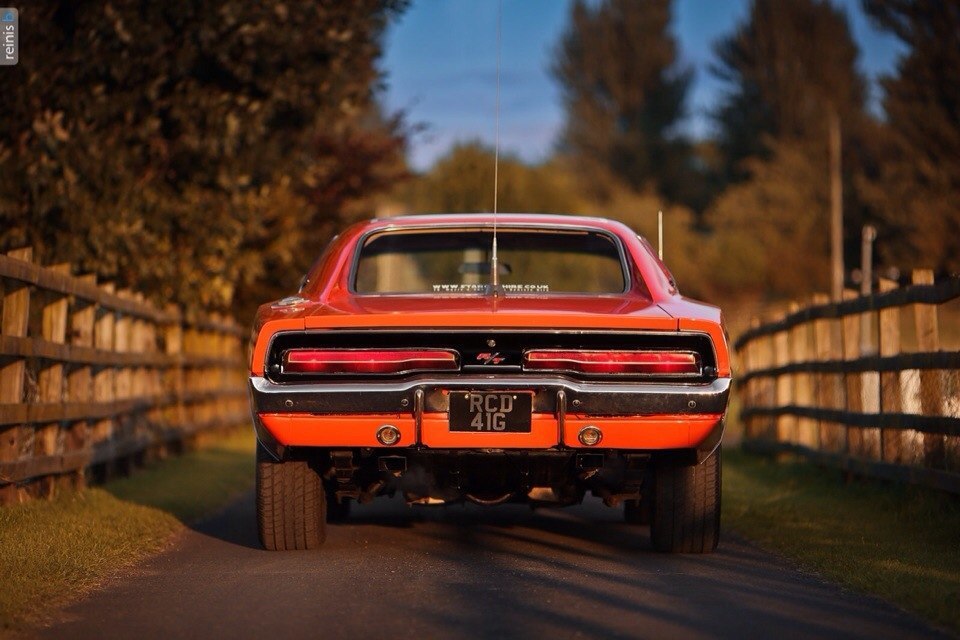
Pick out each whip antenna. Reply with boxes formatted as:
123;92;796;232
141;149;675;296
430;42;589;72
490;0;502;293
658;210;663;260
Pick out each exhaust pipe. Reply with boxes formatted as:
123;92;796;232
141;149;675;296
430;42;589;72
465;492;514;506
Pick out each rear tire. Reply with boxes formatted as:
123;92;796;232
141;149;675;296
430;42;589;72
650;446;721;553
256;442;326;550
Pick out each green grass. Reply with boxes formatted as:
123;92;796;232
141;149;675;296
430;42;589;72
723;448;960;633
0;430;255;632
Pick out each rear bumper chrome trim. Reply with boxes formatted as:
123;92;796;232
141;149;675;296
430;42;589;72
249;375;730;418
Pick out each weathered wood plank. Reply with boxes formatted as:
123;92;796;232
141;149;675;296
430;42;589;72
0;335;240;367
66;274;96;491
912;270;944;469
774;308;795;443
735;276;960;348
0;253;176;322
740;405;960;436
737;351;960;382
0;248;32;503
878;278;902;463
790;311;817;448
36;264;71;497
842;289;863;456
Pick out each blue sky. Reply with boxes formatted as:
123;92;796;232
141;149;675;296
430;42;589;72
381;0;905;171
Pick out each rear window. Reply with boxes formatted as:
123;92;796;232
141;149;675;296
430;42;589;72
354;228;627;294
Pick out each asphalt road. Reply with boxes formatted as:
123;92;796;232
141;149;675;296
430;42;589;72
35;492;950;640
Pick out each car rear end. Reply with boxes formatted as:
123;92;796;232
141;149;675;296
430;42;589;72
249;216;731;552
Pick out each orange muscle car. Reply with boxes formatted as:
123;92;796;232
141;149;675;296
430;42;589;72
249;214;731;552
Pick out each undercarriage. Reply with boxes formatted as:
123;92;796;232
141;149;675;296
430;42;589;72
256;440;722;554
310;447;656;508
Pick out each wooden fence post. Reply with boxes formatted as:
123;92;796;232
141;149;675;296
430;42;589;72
36;264;71;498
790;311;816;448
741;319;760;440
774;311;794;444
92;285;116;478
878;277;902;463
0;248;32;504
758;328;776;441
842;289;863;457
912;269;944;469
164;306;184;458
813;293;843;452
66;274;97;490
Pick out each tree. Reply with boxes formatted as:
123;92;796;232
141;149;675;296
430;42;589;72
859;0;960;272
706;141;832;297
705;0;872;298
402;141;577;215
0;1;408;320
551;0;694;205
712;0;866;181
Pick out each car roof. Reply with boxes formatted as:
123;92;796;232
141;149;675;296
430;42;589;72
357;213;633;235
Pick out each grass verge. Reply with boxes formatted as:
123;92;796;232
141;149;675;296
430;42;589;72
0;429;255;632
723;448;960;633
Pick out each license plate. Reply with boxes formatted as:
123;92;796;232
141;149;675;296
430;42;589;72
449;391;533;433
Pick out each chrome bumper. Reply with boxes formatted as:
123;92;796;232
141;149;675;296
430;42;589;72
249;375;730;462
249;375;730;416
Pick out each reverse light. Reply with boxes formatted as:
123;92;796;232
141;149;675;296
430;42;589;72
283;349;458;375
578;426;603;446
376;425;401;446
522;350;701;375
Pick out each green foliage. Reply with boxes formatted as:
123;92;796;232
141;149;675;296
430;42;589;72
0;1;408;320
858;0;960;273
551;0;698;208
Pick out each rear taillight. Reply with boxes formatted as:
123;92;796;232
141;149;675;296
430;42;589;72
522;350;701;375
283;349;458;375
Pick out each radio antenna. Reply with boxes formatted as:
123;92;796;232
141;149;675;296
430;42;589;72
490;0;503;294
657;210;663;260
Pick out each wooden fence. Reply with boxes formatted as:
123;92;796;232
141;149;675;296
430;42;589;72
735;270;960;494
0;248;249;505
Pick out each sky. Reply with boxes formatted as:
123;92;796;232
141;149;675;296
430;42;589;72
381;0;905;172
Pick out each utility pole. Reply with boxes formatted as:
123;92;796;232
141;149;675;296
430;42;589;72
860;224;877;353
829;110;844;301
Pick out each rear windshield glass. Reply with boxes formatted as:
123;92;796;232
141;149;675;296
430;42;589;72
354;228;626;294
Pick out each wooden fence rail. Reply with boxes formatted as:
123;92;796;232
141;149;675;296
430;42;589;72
735;270;960;494
0;248;249;504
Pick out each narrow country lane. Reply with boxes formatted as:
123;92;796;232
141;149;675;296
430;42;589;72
34;492;950;640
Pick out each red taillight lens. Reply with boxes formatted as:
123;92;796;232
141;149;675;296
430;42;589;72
283;349;458;375
522;350;701;375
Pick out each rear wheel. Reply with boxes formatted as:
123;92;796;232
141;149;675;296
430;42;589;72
650;446;721;553
256;442;326;550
